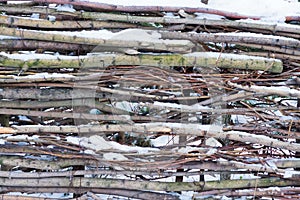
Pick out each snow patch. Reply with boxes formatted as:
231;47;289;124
55;4;76;12
208;0;300;21
103;152;128;161
14;73;75;79
0;51;85;61
151;135;179;147
87;0;206;7
67;135;158;154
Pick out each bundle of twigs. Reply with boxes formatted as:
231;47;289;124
0;0;299;199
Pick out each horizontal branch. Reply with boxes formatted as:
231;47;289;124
0;188;178;200
83;12;300;37
2;5;299;36
2;124;300;151
0;39;94;53
0;15;138;30
0;156;98;170
0;108;177;123
160;31;300;49
196;187;300;199
0;176;298;192
0;27;194;53
228;81;300;98
0;87;208;102
13;0;261;20
0;52;283;73
235;42;300;56
0;99;130;114
0;99;293;114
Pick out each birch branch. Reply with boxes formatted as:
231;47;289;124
2;124;300;151
0;52;283;73
160;31;300;48
2;5;300;37
83;13;300;36
0;108;174;123
0;0;261;20
195;187;300;199
0;15;138;30
0;156;98;170
0;39;94;53
0;27;194;53
0;87;208;101
0;176;298;192
228;81;300;98
0;189;178;200
4;0;298;23
235;42;300;56
0;99;130;114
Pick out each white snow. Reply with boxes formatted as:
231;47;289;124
30;13;40;19
231;115;253;124
18;115;32;122
87;0;300;22
14;73;75;79
0;35;19;40
195;13;224;20
2;1;300;200
55;4;76;12
186;51;281;62
103;152;128;161
279;115;298;121
205;137;222;147
151;135;179;147
284;170;300;178
209;0;300;20
66;135;159;154
87;0;206;7
0;139;5;145
0;52;85;61
47;15;56;22
51;29;114;40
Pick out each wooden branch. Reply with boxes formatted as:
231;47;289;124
0;87;208;102
0;168;230;179
0;156;98;170
2;124;300;151
228;81;300;98
0;176;298;192
0;188;179;200
0;39;94;53
0;99;130;114
0;4;78;18
0;88;82;100
0;195;52;200
217;160;286;174
0;108;175;123
3;0;298;23
160;31;300;49
235;42;300;56
272;158;300;169
196;187;300;199
0;108;127;122
225;126;300;138
0;27;194;53
82;12;300;37
0;52;283;73
1;0;261;20
0;15;139;30
2;5;300;37
0;155;232;171
243;51;300;61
